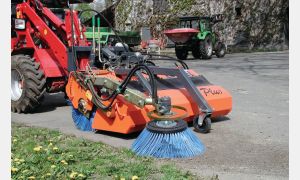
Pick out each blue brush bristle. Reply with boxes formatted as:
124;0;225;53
71;106;95;132
66;99;72;106
131;128;205;158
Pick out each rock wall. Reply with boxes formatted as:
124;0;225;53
115;0;289;51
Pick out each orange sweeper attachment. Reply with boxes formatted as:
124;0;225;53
65;52;232;158
64;10;231;158
66;66;232;134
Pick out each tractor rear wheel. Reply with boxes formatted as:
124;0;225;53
175;46;188;60
11;55;46;113
216;43;226;58
192;44;201;59
200;35;213;59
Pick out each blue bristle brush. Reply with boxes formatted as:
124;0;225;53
131;120;205;158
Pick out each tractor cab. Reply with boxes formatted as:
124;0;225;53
178;14;224;33
179;18;200;30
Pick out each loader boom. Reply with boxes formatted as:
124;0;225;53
11;0;93;113
12;0;91;77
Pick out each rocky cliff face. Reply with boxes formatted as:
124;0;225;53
115;0;289;51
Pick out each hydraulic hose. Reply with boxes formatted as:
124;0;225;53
119;64;158;102
78;8;189;70
86;78;118;110
86;64;158;110
145;54;189;69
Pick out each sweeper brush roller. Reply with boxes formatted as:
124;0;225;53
71;106;95;132
132;120;205;158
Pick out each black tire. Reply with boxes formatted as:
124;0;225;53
146;120;188;134
191;44;201;59
11;55;46;113
216;43;226;58
175;45;188;60
200;35;213;59
193;116;211;133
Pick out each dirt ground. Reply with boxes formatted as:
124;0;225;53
12;51;289;180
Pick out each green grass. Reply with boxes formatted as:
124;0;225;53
11;123;208;180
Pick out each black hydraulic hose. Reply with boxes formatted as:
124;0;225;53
145;54;189;69
78;8;188;70
119;64;157;103
145;53;187;62
147;58;189;69
78;9;129;52
99;89;118;101
85;64;158;110
63;4;158;110
147;54;189;69
90;65;156;110
112;64;158;103
95;64;157;102
86;78;118;110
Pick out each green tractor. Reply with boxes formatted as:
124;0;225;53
164;14;226;60
84;17;141;47
85;27;141;47
85;26;114;45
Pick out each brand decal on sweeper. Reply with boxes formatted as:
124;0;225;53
11;0;232;158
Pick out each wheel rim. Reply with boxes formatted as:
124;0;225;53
199;120;207;129
207;46;212;56
156;120;177;128
11;70;23;101
220;49;225;55
206;39;212;56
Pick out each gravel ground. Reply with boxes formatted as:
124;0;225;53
12;51;289;180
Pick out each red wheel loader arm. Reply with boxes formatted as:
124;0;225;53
11;0;94;113
12;0;91;78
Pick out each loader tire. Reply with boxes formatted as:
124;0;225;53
200;35;213;59
11;55;46;113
